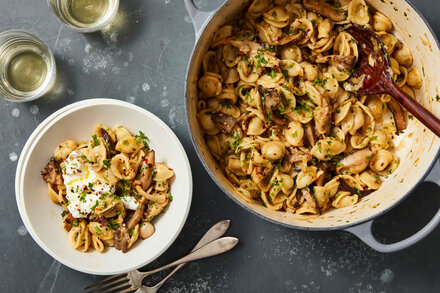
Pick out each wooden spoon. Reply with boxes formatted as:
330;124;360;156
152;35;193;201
343;24;440;137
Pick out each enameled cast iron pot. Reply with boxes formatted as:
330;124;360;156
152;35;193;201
184;0;440;252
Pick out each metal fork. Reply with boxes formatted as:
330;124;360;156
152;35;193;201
85;220;233;292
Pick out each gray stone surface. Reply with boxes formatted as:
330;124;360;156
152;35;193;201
1;0;440;292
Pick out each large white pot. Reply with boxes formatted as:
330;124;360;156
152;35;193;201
184;0;440;252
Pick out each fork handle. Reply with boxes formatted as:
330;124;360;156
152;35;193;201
389;82;440;137
138;237;238;279
149;220;231;290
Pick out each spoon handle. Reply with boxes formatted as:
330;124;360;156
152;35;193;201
389;83;440;137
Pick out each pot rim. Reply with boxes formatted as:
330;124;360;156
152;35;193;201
184;0;440;231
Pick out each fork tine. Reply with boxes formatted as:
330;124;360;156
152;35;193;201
117;287;136;293
84;274;126;289
99;282;132;293
85;276;129;293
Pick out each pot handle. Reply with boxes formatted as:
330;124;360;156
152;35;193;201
184;0;217;39
345;158;440;253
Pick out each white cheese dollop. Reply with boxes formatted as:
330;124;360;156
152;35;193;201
121;195;140;210
62;151;139;218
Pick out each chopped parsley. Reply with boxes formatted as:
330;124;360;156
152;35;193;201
269;69;275;79
135;131;150;149
91;134;100;147
95;226;102;235
103;159;111;169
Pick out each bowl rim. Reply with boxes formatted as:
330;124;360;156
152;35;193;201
15;98;193;275
184;0;440;231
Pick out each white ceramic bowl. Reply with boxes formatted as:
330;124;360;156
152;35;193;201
15;99;193;275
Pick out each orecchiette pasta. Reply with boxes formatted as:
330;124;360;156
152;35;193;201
196;0;418;216
41;125;175;253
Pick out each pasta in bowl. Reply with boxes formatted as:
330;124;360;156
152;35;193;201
16;99;192;274
41;124;174;253
186;0;440;229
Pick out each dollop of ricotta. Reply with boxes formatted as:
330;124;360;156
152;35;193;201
62;151;139;218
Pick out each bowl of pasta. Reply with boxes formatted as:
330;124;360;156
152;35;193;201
184;0;440;252
15;99;192;274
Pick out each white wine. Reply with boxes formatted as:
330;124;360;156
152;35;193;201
63;0;110;26
0;30;56;101
6;50;47;92
48;0;119;32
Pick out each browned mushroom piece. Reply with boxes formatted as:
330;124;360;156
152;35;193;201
387;98;407;133
302;188;321;215
315;55;357;72
63;212;76;232
333;55;357;72
316;161;332;186
337;149;374;172
314;93;332;137
41;158;63;186
291;190;302;208
133;150;155;191
211;112;237;133
339;178;374;197
100;128;116;154
261;87;281;114
285;147;312;164
89;214;110;226
114;227;130;253
278;30;305;46
304;122;317;147
259;87;287;125
302;0;347;22
126;204;145;230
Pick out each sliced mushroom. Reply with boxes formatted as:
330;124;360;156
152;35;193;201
314;93;332;137
259;88;287;125
114;227;130;253
316;161;332;186
126;204;145;230
279;30;305;46
41;158;63;186
302;0;347;22
304;122;317;147
339;178;374;197
334;55;357;73
98;201;125;218
316;55;356;72
285;147;312;164
89;214;110;227
133;150;155;191
387;98;406;133
63;212;76;232
302;188;321;215
101;128;116;155
337;149;374;172
211;112;237;133
261;87;281;114
271;116;287;126
289;189;303;209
